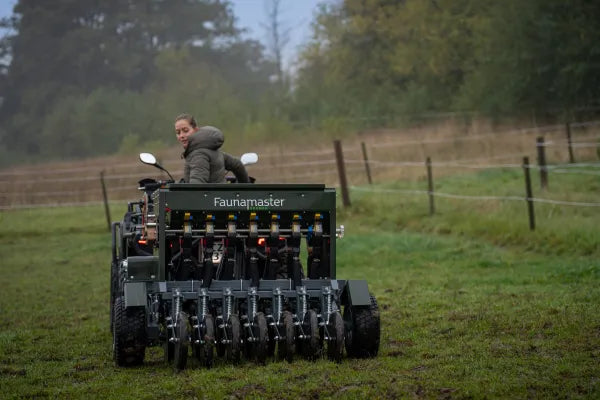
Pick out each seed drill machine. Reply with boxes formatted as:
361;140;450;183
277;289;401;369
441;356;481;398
110;153;380;370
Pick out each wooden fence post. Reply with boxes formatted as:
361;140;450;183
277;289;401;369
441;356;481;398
566;122;575;163
522;157;535;231
360;142;373;185
333;140;351;207
536;136;548;190
426;157;435;216
100;170;111;232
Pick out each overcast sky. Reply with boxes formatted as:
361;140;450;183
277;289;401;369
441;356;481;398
230;0;327;68
0;0;329;69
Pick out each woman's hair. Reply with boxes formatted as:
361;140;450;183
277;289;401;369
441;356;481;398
174;113;197;128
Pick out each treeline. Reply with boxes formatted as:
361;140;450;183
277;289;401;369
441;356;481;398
1;0;599;166
293;0;600;125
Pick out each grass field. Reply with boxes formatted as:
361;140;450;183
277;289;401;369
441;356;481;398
1;167;599;399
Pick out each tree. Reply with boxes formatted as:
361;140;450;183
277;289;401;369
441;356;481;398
0;0;241;156
263;0;291;88
456;0;600;116
293;0;600;127
0;0;278;161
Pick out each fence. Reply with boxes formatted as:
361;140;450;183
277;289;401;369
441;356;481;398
1;120;599;226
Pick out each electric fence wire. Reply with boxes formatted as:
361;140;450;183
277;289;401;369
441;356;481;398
552;169;600;176
571;120;600;128
0;170;182;185
344;158;600;172
259;148;338;158
0;185;139;197
247;159;337;170
349;186;600;207
276;166;363;180
367;122;576;149
547;162;600;169
345;159;525;169
540;140;600;148
450;152;530;162
0;162;145;177
0;200;125;210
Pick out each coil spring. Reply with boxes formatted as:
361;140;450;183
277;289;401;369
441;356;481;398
273;288;283;323
174;289;182;318
297;286;307;321
223;288;233;322
321;286;333;323
249;287;259;321
199;288;208;317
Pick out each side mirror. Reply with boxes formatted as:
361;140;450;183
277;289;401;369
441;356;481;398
139;153;175;181
240;152;258;166
139;152;157;165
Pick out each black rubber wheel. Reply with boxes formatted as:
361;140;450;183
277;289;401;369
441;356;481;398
252;312;269;364
326;311;344;362
278;311;295;363
344;295;380;358
173;312;189;371
109;261;119;334
195;314;215;368
302;309;321;360
243;317;253;360
216;317;226;358
113;296;146;367
225;314;241;363
164;340;174;364
267;323;277;358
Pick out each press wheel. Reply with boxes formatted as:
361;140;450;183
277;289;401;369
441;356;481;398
173;312;189;371
302;309;321;360
326;311;344;363
278;311;295;363
252;312;269;364
225;314;241;363
195;314;215;368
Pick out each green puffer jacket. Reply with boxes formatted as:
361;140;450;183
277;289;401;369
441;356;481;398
182;126;249;184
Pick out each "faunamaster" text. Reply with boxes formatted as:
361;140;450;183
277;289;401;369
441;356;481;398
213;197;285;208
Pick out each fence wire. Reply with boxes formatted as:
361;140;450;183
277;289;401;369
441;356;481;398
1;118;599;209
349;186;600;207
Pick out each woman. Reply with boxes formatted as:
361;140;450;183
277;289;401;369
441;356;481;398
174;114;249;183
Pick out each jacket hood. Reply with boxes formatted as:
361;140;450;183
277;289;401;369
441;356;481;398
184;126;224;155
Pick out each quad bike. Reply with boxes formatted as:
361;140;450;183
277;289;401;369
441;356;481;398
110;152;380;370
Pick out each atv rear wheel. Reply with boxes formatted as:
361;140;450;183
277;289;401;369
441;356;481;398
344;294;380;358
109;261;119;334
113;296;146;367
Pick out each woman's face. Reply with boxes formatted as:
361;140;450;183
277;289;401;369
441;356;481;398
175;119;197;149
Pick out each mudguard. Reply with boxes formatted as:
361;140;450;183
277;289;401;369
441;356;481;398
124;282;147;307
343;280;371;306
